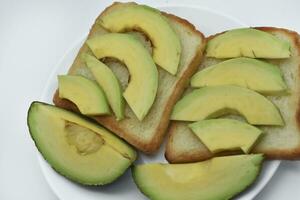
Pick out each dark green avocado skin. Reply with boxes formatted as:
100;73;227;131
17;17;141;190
27;102;88;185
27;101;136;186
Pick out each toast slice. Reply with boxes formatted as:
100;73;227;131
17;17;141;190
165;27;300;163
53;2;206;154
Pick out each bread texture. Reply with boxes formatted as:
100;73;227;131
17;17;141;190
53;2;206;154
166;27;300;163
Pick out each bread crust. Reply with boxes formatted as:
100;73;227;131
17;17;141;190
53;4;206;154
254;27;300;159
165;122;213;163
165;27;300;163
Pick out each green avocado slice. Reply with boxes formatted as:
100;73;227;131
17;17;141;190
99;2;181;75
27;102;136;185
191;57;287;95
84;54;125;120
189;119;262;153
58;75;110;115
133;154;263;200
206;28;291;58
86;33;158;121
171;85;283;125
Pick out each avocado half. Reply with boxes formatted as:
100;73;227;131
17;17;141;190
133;154;264;200
27;102;136;185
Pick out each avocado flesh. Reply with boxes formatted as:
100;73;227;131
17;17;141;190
86;33;158;121
189;119;262;153
133;154;263;200
171;85;283;125
206;28;291;58
99;2;181;75
28;102;136;185
191;57;287;95
84;54;125;120
58;75;110;115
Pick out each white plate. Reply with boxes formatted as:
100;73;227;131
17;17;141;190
38;4;280;200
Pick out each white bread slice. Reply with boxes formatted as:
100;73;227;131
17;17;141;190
166;27;300;163
53;2;206;154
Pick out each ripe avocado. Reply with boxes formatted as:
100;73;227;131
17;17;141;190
27;102;137;185
191;57;287;95
189;119;262;153
133;154;263;200
206;28;291;58
58;75;110;115
99;2;181;75
171;85;283;125
86;33;158;121
84;54;125;120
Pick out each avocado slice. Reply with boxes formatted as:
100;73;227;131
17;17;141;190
206;28;291;58
99;2;181;75
27;102;137;185
86;33;158;121
133;154;263;200
58;75;110;115
171;85;283;125
84;54;125;120
189;119;262;153
191;57;287;95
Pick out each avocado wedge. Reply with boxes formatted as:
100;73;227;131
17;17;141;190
189;119;262;153
190;57;287;95
206;28;291;58
84;54;125;120
58;75;110;115
99;2;181;75
27;102;136;185
171;85;283;125
86;33;158;121
133;154;263;200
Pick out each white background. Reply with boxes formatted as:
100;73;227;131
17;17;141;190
1;0;300;199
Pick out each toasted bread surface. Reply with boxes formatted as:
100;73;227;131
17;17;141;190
53;2;206;154
166;27;300;163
